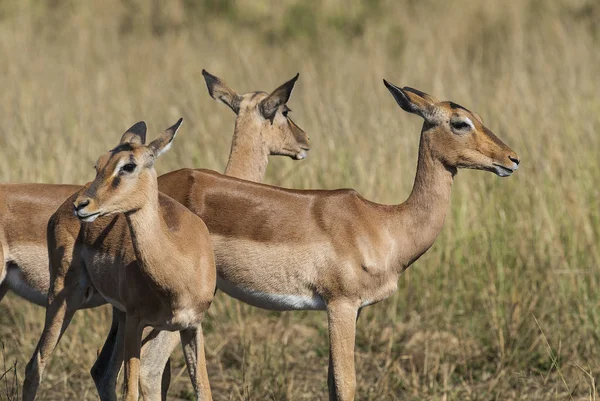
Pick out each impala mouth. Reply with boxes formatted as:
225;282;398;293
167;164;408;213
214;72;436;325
296;147;310;160
75;210;101;223
492;163;515;177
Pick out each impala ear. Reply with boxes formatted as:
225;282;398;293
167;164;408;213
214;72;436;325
383;80;438;123
148;118;183;159
260;73;299;123
119;121;147;145
202;69;242;114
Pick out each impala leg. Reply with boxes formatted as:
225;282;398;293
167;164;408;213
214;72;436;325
0;245;7;302
23;263;88;401
22;290;84;400
180;324;212;401
161;358;172;401
139;329;179;401
123;315;143;401
92;307;126;401
0;281;8;303
326;300;359;401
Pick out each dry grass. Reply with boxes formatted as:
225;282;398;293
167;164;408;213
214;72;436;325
1;0;599;399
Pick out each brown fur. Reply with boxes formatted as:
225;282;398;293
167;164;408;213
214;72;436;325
20;71;309;401
0;184;81;304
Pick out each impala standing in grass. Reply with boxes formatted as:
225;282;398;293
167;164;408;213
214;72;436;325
72;119;215;401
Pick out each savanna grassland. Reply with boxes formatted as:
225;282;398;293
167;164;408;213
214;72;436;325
1;0;599;400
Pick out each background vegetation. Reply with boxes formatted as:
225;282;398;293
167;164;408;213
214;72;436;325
1;0;599;399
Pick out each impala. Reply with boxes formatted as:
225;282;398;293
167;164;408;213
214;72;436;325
75;119;216;400
21;70;309;401
28;80;519;401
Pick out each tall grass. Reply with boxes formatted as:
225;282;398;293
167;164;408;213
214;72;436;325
0;0;599;399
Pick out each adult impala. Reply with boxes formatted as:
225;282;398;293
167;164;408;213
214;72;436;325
75;119;216;400
28;81;519;401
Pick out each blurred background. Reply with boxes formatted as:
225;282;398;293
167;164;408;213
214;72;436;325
0;0;599;399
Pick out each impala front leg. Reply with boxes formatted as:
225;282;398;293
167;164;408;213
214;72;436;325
180;324;212;401
23;258;88;401
123;316;143;401
327;300;359;401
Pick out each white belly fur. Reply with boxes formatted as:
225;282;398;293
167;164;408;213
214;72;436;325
212;236;330;311
217;276;326;311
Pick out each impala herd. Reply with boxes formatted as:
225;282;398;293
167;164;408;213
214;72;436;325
0;70;520;401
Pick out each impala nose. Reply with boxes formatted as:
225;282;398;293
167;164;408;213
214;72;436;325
507;154;520;171
74;199;90;212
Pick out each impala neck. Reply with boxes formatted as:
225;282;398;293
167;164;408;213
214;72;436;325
224;123;269;182
124;175;171;277
391;130;455;269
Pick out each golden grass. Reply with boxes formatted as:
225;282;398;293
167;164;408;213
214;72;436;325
1;0;599;399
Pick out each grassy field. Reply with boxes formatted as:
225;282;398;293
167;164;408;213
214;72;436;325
1;0;599;399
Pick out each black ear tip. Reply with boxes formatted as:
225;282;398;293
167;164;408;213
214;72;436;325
166;118;183;133
287;73;299;87
383;79;401;93
202;69;217;84
129;121;147;135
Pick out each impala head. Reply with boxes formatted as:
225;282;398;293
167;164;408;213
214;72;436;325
202;69;310;160
384;80;520;176
73;119;182;222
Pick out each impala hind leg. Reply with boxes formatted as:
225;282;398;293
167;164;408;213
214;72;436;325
327;300;359;401
91;307;125;401
180;325;212;400
138;329;179;401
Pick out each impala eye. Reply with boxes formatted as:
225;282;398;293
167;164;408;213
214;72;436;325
451;120;472;131
282;106;291;118
121;163;137;173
